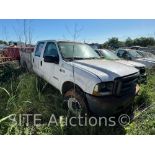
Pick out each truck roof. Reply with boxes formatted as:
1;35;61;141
37;40;84;44
118;48;134;51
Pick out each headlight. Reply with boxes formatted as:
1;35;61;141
135;67;146;75
93;82;113;96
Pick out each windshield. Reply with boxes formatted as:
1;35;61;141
147;52;155;58
100;49;120;60
137;51;155;58
128;50;143;58
58;42;100;60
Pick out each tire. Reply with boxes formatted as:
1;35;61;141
64;88;88;116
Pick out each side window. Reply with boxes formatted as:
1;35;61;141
122;51;128;59
117;50;125;58
44;42;58;57
35;42;45;57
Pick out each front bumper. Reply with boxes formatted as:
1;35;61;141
86;93;135;116
139;73;147;84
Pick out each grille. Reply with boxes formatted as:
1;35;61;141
113;73;139;96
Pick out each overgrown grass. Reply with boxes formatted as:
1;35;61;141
0;65;155;135
126;69;155;135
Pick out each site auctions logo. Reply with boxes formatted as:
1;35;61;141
8;113;131;127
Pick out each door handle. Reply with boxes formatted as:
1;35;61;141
60;68;65;73
40;61;42;66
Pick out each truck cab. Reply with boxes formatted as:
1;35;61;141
31;40;140;116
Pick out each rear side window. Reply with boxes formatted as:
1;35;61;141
35;42;45;57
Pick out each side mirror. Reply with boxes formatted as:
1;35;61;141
44;55;59;64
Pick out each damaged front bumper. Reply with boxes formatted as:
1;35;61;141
86;93;135;116
86;84;140;116
139;73;147;84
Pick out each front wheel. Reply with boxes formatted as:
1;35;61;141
64;88;88;116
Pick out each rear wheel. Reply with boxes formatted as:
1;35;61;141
64;88;88;116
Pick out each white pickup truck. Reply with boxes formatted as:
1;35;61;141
20;40;140;116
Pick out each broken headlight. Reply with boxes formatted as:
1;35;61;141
135;67;146;75
93;82;114;96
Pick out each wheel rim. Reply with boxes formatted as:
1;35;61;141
67;97;82;115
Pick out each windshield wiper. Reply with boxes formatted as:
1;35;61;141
64;57;100;61
64;57;85;61
84;57;101;60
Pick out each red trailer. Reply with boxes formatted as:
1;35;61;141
3;47;20;60
0;46;34;66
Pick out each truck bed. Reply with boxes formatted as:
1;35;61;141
20;47;34;72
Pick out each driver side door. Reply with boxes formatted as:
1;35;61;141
41;42;60;89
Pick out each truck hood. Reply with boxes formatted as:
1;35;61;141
134;58;155;68
73;59;139;81
115;60;145;68
142;58;155;63
136;58;155;63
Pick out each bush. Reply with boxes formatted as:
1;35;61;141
126;71;155;135
0;64;22;83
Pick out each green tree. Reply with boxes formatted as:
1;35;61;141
125;37;133;47
0;40;7;45
102;37;124;49
133;37;155;47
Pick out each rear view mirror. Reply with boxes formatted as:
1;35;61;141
44;55;59;64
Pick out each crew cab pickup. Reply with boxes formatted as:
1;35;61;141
20;40;140;116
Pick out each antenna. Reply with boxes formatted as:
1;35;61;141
65;23;83;96
65;23;83;115
72;24;83;96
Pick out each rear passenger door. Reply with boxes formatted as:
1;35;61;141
33;42;45;75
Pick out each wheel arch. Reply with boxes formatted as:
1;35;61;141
61;81;84;95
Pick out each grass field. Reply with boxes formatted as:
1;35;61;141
0;65;155;135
